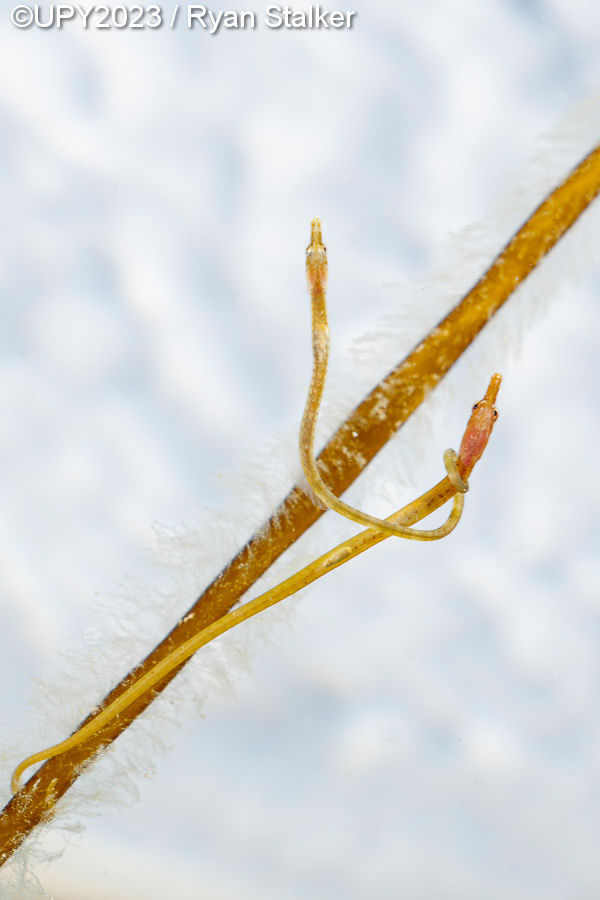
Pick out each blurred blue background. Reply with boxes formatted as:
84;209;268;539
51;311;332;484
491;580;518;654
1;1;600;897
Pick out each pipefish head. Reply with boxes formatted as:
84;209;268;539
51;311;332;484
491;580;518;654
457;373;502;477
306;218;328;292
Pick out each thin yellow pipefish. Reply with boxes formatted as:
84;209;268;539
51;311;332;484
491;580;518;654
11;370;501;795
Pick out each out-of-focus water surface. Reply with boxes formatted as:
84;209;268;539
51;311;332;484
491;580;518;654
1;2;600;897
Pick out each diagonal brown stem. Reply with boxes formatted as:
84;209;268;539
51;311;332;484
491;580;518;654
2;145;599;865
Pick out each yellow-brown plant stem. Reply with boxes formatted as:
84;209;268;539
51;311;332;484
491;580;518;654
2;146;599;866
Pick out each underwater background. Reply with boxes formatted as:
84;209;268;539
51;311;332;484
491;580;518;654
1;1;600;897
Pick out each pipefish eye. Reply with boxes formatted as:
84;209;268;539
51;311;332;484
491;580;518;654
472;402;479;410
493;409;499;419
